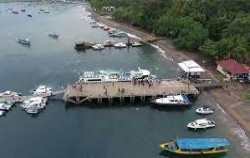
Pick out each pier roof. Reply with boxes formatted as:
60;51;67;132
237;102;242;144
178;60;205;73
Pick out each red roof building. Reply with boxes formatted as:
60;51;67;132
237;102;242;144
216;59;249;79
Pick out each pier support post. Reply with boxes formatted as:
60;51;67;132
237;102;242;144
76;97;80;104
98;97;102;103
109;97;113;104
119;96;124;103
130;96;135;103
140;96;145;102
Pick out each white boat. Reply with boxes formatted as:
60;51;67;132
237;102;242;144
48;32;59;38
79;67;154;83
0;91;22;97
98;23;105;28
151;94;192;106
108;28;119;34
110;31;127;37
21;96;47;110
196;106;214;114
0;102;13;111
103;40;114;47
25;104;39;114
33;85;53;96
131;41;143;47
187;118;216;129
17;38;31;45
114;42;127;48
0;110;5;116
90;22;99;28
92;44;104;50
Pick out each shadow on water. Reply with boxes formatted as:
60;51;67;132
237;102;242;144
159;151;226;158
149;104;191;112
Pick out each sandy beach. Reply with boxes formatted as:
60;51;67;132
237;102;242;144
88;8;250;136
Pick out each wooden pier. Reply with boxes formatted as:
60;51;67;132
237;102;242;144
63;79;199;104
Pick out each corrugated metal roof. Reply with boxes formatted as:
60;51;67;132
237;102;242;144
217;59;249;74
178;60;205;73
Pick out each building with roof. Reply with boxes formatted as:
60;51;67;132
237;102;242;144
178;60;205;78
216;59;249;80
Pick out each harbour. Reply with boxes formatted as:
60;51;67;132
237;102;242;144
0;1;249;158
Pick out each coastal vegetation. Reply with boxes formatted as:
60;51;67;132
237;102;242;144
89;0;250;62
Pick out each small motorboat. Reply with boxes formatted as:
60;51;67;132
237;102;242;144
90;22;99;28
27;14;32;17
196;105;214;114
17;38;31;45
92;44;104;50
48;32;59;38
44;11;50;14
187;118;216;129
131;41;143;47
25;104;39;114
0;90;22;97
0;110;5;117
103;40;114;47
114;42;127;48
108;28;119;34
21;9;25;12
151;94;192;106
0;102;13;111
110;31;127;37
98;23;105;28
12;11;19;14
33;85;53;96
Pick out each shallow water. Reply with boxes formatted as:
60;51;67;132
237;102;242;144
0;1;249;158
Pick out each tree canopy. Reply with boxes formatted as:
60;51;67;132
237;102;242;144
89;0;250;62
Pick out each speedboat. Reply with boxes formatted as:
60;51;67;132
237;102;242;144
151;94;192;106
0;102;13;111
0;91;22;97
25;104;39;114
21;96;47;110
131;41;143;47
114;42;127;48
187;118;216;129
110;31;127;37
0;110;5;116
48;32;59;38
160;138;230;155
17;38;31;45
92;44;104;50
33;85;53;96
196;105;214;114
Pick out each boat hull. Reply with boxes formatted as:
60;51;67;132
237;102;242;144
160;143;228;155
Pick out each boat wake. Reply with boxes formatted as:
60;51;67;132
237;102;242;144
150;44;167;58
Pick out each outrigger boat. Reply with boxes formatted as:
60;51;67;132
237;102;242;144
196;105;214;114
151;94;192;106
187;118;216;129
160;138;230;155
92;44;104;50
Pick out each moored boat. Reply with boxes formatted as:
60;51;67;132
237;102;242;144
114;42;127;48
17;38;31;45
110;31;127;37
196;105;214;114
0;102;13;111
151;94;192;106
33;85;53;96
187;118;216;129
92;44;104;50
103;40;114;47
48;32;59;38
0;110;5;117
131;41;143;47
160;138;230;155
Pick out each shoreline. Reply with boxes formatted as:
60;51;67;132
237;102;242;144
87;6;250;135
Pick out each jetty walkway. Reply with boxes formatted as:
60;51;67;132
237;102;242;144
63;79;199;104
0;90;65;103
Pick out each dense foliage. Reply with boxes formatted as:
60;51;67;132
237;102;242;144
89;0;250;62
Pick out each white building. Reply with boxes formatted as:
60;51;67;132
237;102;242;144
178;60;205;78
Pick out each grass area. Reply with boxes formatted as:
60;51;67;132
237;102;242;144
246;92;250;101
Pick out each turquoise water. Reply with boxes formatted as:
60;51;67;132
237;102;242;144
0;1;249;158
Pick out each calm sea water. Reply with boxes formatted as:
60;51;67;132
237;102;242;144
0;1;249;158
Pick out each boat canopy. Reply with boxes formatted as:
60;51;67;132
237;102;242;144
176;138;230;150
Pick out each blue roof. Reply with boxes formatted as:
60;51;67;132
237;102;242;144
176;138;230;150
